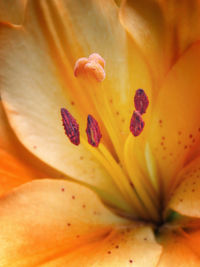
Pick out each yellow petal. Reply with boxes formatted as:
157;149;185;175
0;0;27;24
24;0;152;160
113;0;121;6
119;0;166;85
119;0;200;86
147;42;200;196
0;23;131;210
168;156;200;218
123;99;162;221
0;179;162;266
159;0;200;68
157;230;200;267
20;0;152;215
124;134;161;221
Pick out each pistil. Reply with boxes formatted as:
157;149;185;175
74;53;106;82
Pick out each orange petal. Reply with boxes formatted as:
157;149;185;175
184;229;200;258
0;148;32;196
0;101;62;180
168;156;200;218
0;102;64;196
147;42;200;196
0;179;162;266
157;230;200;267
0;102;55;194
24;0;151;160
0;0;27;24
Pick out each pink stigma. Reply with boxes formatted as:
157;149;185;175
86;115;102;147
130;111;145;137
134;89;149;114
61;108;80;145
74;53;106;82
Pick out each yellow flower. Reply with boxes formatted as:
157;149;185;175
0;0;200;266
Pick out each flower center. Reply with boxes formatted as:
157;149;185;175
61;53;162;223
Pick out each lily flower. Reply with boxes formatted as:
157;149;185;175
1;0;200;266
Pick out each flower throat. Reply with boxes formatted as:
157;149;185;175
60;53;158;223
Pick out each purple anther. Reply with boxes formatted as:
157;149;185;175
130;111;145;137
61;108;80;145
134;89;149;114
86;114;102;147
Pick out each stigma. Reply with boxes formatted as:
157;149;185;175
74;53;106;82
61;108;80;145
86;115;102;147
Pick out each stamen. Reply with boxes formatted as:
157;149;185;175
134;89;149;114
61;108;80;145
74;53;105;82
86;114;102;147
130;111;145;137
130;89;149;136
